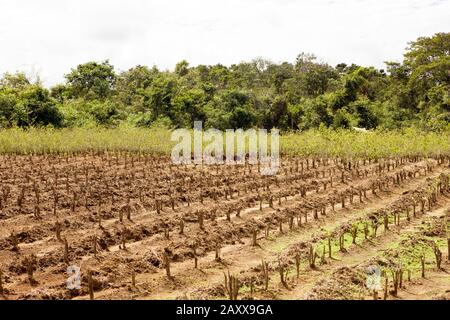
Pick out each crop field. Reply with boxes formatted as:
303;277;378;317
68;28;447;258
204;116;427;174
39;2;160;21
1;0;449;307
0;129;449;300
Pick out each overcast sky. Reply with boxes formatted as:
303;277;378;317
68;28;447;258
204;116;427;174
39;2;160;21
0;0;449;86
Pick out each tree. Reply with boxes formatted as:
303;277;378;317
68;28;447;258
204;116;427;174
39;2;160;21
404;33;450;71
65;61;116;100
203;90;255;129
175;60;190;77
287;103;302;130
283;54;338;102
142;73;178;123
172;88;206;127
0;32;447;131
115;65;158;111
348;98;379;129
269;62;294;94
400;32;450;129
0;90;18;127
404;33;450;98
230;106;255;129
208;64;230;89
17;85;62;127
419;84;450;130
0;72;31;91
0;73;62;127
260;96;289;129
204;103;231;130
50;84;71;103
332;108;355;129
298;96;333;130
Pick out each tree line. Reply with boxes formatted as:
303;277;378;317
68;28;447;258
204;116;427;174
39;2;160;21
0;32;448;131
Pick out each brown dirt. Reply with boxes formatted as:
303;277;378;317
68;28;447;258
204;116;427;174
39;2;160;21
0;154;448;300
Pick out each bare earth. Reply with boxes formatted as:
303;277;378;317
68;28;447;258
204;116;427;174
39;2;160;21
0;154;448;300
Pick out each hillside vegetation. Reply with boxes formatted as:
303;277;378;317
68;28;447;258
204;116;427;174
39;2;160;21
0;33;449;132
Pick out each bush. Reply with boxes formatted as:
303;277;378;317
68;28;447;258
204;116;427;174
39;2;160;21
298;96;333;130
17;85;63;127
59;99;122;127
0;91;18;127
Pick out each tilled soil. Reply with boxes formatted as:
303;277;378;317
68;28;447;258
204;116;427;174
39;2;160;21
0;153;449;300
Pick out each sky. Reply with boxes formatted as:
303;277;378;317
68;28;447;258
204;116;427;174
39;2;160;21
0;0;449;86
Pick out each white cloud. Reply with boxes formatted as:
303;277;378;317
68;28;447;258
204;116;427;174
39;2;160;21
0;0;449;86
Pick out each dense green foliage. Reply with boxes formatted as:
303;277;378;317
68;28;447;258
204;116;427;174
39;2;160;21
1;33;449;131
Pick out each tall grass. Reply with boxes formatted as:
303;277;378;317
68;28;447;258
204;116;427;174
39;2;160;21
0;126;448;158
0;126;172;154
281;128;450;158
